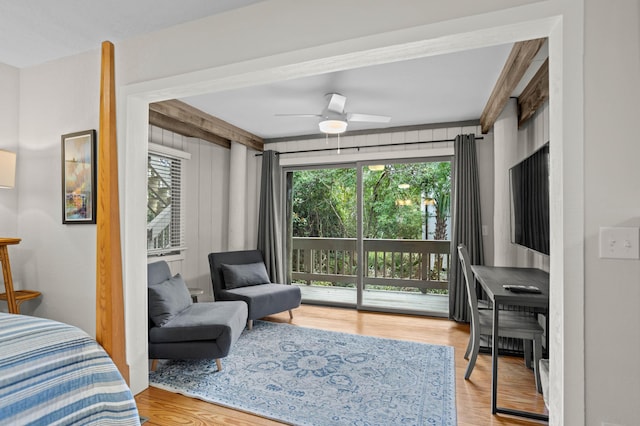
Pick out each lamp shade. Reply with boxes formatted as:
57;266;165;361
0;149;17;189
319;119;348;134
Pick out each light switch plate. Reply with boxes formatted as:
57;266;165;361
599;227;640;259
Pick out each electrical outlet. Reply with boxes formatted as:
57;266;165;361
599;227;639;259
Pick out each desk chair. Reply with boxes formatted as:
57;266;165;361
458;244;544;393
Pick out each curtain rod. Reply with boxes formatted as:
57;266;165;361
255;136;484;156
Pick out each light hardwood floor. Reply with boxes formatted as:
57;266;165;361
135;305;548;425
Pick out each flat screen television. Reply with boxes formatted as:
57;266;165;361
509;143;550;255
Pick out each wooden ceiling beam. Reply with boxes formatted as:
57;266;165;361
518;58;549;128
480;38;547;134
149;99;264;151
149;110;231;149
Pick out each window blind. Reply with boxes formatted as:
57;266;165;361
147;148;187;256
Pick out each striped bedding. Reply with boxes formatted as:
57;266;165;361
0;313;140;425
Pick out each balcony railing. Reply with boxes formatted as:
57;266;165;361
291;237;450;293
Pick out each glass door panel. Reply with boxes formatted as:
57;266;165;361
359;161;451;315
287;166;358;307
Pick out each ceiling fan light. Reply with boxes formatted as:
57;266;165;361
319;119;348;134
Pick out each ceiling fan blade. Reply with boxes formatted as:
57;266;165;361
347;113;391;123
275;113;322;118
326;93;347;113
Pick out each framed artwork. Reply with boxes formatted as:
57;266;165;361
62;129;97;224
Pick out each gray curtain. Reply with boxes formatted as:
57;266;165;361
257;150;284;283
449;134;485;322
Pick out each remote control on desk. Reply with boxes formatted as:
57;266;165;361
502;284;542;294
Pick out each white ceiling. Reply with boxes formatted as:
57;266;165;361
181;44;515;140
0;1;546;141
0;0;265;68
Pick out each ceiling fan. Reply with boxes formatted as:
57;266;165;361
276;93;391;134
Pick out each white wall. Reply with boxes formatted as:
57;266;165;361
0;63;19;240
493;99;520;266
147;126;261;301
15;51;100;329
117;0;546;85
493;98;551;271
584;1;640;424
0;63;19;313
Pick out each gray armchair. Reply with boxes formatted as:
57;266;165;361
147;261;247;371
208;250;301;330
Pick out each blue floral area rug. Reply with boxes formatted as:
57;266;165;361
149;321;457;426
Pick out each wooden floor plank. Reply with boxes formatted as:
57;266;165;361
136;305;547;425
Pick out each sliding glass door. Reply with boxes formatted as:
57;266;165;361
286;158;451;316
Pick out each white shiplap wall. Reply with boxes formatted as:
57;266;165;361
268;124;483;166
147;125;261;301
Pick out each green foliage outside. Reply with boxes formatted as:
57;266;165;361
292;162;451;241
291;161;451;296
291;162;451;297
292;167;357;238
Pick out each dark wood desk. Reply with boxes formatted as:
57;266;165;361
470;265;549;422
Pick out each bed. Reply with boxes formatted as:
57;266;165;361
0;312;140;425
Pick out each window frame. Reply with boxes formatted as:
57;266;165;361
147;143;191;259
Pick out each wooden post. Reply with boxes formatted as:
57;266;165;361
95;41;129;383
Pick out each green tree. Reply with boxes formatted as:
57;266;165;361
362;161;451;240
291;161;451;241
363;165;423;239
415;161;451;240
291;168;356;238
